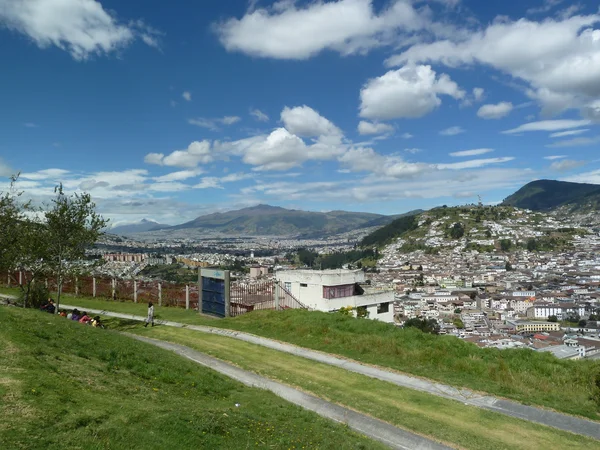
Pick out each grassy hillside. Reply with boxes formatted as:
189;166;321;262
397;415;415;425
360;213;419;247
107;323;598;450
0;307;384;450
4;289;600;419
503;179;600;211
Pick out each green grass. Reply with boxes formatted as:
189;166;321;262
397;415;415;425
0;307;384;450
6;289;600;420
111;321;600;450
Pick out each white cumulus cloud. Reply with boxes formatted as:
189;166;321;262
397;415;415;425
182;91;192;101
357;121;394;135
214;0;426;59
360;65;464;120
387;14;600;116
280;105;341;137
0;0;160;60
145;141;213;168
477;102;513;119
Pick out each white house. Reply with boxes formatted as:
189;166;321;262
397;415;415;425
276;269;395;323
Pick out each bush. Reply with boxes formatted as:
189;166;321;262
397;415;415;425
22;282;50;309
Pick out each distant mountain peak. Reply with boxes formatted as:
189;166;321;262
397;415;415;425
502;179;600;212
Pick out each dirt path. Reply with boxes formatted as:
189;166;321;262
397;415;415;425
126;333;452;450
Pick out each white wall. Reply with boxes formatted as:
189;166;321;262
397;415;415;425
276;269;395;322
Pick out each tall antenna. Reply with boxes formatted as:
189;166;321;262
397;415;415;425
477;195;483;208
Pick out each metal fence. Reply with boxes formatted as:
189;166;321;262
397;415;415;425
3;270;307;317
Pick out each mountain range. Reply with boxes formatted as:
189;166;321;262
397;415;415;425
110;205;423;237
109;180;600;238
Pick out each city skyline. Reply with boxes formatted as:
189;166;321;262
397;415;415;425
1;0;600;225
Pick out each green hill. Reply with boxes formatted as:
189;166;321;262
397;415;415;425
502;179;600;211
360;213;419;247
0;307;382;449
360;205;582;252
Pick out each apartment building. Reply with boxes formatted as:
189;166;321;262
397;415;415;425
526;304;586;320
276;269;395;323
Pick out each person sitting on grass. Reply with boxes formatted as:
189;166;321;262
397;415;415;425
71;309;81;321
67;310;73;320
40;299;55;314
91;316;105;329
59;310;67;317
78;312;91;324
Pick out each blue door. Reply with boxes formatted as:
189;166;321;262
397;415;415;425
202;276;225;317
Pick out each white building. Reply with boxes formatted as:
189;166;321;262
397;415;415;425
526;304;586;320
276;269;395;323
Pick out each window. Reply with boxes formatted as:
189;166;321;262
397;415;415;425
300;283;308;287
284;282;291;291
377;302;389;314
323;284;354;299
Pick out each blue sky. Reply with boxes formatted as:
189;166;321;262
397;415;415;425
1;0;600;226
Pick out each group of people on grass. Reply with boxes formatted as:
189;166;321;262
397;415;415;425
39;298;155;329
64;308;105;328
40;298;104;328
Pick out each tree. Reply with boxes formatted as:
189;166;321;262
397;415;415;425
578;319;587;328
0;176;50;307
449;222;465;239
548;315;558;322
0;175;27;278
505;261;513;271
590;314;598;321
44;185;108;313
500;239;512;252
453;318;465;329
526;238;538;252
565;312;580;323
404;318;440;335
356;306;369;319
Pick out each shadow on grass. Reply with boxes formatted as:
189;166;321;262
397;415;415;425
103;317;145;331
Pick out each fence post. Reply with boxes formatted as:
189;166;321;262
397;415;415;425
134;279;138;303
185;285;190;310
158;283;162;306
75;277;79;296
93;277;96;297
7;272;10;287
112;278;116;299
275;281;281;311
19;271;22;285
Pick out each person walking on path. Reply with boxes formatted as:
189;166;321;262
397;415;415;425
144;301;155;327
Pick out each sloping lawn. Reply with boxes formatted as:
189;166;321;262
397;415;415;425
0;306;383;450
